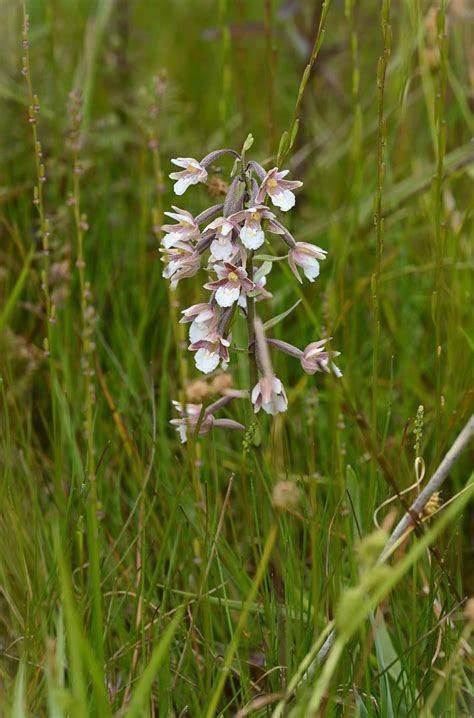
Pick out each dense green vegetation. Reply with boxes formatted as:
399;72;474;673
0;1;473;715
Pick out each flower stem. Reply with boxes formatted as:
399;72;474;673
245;252;258;389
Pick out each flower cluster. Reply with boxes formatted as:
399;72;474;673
160;145;341;441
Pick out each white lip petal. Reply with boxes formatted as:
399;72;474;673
221;221;234;236
173;177;192;195
195;348;220;374
189;320;211;344
162;232;185;248
240;225;265;250
261;400;279;416
303;261;320;282
271;189;296;212
261;393;287;415
210;238;234;261
331;362;343;378
215;285;240;307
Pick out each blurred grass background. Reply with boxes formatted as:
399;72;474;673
0;0;473;715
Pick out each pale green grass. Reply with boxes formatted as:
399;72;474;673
0;1;473;716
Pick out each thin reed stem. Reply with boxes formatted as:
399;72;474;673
432;1;448;455
68;90;104;669
277;0;332;165
263;0;276;154
370;0;391;496
21;5;58;448
205;522;278;717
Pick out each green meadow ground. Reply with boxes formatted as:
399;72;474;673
1;0;473;715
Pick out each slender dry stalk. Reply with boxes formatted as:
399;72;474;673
315;414;474;665
380;414;474;561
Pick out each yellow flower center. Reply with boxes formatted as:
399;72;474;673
268;178;278;188
227;271;238;282
250;212;261;221
186;164;198;173
179;219;189;226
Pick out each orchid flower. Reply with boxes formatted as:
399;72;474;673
288;242;327;282
228;205;276;250
189;331;230;373
204;216;240;261
161;242;200;289
204;262;255;308
251;376;288;415
180;303;218;343
169;157;208;195
161;207;200;248
301;339;342;376
171;400;244;443
255;167;303;211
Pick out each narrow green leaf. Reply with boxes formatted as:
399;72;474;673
263;300;301;331
0;248;34;334
125;607;185;717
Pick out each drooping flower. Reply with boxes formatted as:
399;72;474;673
161;242;200;289
189;331;230;373
161;207;200;248
301;339;342;377
170;399;244;443
204;262;255;308
251;376;288;416
288;242;327;283
169;157;208;196
180;303;218;343
170;402;213;442
228;205;276;250
255;167;303;212
204;217;239;261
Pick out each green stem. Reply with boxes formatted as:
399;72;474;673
370;0;391;498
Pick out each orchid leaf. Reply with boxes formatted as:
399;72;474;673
263;300;301;331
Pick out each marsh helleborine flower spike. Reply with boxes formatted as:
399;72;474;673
161;146;340;433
